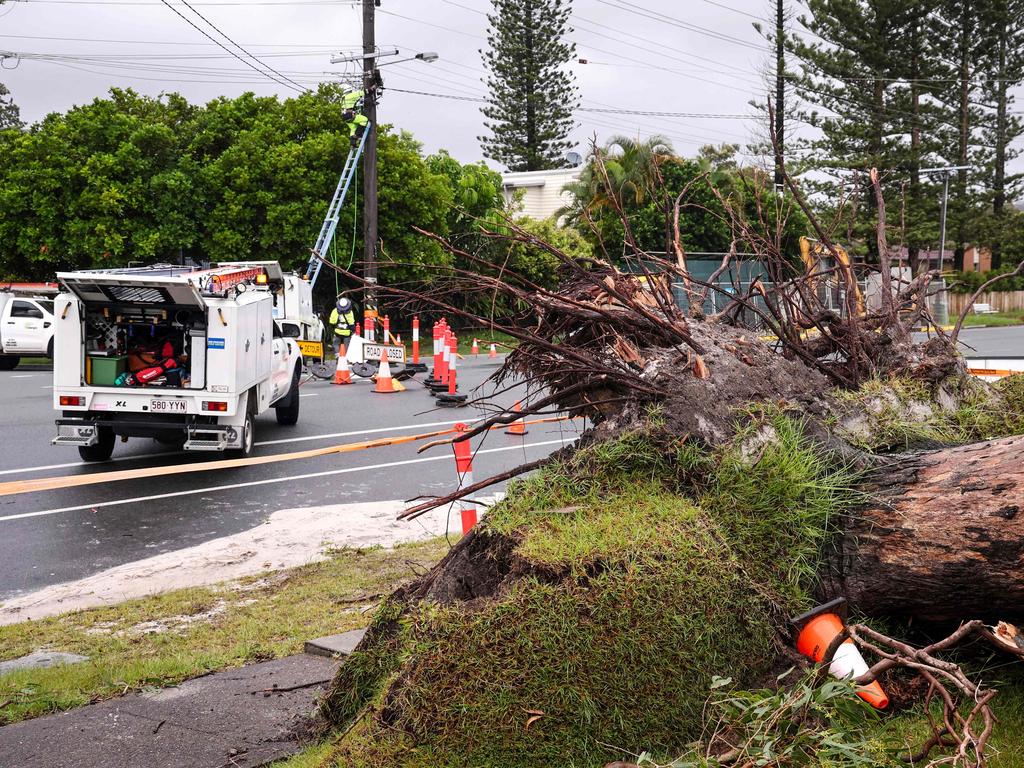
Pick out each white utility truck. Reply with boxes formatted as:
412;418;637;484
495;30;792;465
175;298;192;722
51;262;303;462
0;285;60;370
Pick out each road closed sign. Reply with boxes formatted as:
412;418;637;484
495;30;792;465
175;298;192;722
361;343;406;364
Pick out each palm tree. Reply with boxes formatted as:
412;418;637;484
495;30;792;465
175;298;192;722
559;134;675;225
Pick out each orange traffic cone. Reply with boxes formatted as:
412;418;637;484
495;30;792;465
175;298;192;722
488;342;497;359
505;401;528;435
471;338;480;356
372;347;398;394
333;345;352;385
793;599;888;709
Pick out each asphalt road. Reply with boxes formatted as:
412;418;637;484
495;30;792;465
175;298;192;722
0;355;582;601
945;324;1024;358
1;324;1019;603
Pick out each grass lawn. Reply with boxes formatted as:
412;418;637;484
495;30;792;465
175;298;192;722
961;309;1024;327
0;538;449;726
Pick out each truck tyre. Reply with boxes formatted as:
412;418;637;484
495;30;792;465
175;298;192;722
275;366;301;426
229;409;254;456
0;356;19;371
79;427;115;462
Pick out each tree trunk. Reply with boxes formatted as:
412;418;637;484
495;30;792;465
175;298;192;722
824;435;1024;623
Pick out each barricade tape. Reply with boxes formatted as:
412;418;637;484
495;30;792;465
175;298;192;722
0;416;580;498
969;368;1017;379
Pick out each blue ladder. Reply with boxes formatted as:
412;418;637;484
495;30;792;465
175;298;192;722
303;125;371;288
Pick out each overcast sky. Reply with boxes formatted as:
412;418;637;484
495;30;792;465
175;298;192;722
0;0;1019;176
0;0;788;168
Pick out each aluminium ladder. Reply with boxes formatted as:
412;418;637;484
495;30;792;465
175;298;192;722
303;124;371;289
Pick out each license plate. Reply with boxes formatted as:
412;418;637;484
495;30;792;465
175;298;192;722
150;399;187;413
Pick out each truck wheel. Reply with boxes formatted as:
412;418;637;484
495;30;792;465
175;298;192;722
275;366;301;426
79;428;115;462
0;356;19;371
229;411;255;458
46;338;54;359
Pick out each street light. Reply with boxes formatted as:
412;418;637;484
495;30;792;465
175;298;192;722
920;164;972;273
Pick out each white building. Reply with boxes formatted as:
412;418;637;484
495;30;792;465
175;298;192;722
501;167;581;221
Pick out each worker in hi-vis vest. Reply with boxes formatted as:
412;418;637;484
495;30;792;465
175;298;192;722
329;295;356;356
341;89;369;148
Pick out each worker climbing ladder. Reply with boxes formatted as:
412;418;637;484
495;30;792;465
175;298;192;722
303;124;371;289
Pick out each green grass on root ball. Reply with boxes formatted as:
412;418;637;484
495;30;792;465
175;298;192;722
323;417;861;767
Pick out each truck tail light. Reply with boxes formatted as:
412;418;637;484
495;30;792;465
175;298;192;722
60;396;85;407
202;401;228;412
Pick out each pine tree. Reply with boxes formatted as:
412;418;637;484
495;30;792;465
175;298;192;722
479;0;579;171
0;82;21;131
787;1;943;262
978;0;1024;269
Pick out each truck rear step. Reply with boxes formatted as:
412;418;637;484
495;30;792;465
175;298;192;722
52;423;99;447
184;426;229;452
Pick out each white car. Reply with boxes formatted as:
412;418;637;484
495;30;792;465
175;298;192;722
0;293;56;369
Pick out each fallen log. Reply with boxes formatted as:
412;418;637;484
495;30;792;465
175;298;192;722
825;434;1024;623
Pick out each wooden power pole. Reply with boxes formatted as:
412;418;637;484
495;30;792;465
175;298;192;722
774;0;785;191
362;0;379;312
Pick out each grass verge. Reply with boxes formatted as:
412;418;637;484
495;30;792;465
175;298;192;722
320;415;863;767
0;539;448;726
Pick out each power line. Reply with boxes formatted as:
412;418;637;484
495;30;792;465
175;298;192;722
173;0;309;91
156;0;305;91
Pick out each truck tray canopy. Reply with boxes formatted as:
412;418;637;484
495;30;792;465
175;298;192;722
57;271;207;310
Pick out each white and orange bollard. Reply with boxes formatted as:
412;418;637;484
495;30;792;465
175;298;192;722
452;424;479;534
365;313;375;343
471;338;480;356
429;328;452;393
383;315;391;344
408;316;427;373
792;599;888;709
488;342;498;359
437;333;468;407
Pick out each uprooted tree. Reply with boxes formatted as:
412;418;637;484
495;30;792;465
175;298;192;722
311;135;1024;766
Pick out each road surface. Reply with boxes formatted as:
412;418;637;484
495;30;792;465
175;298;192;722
0;356;581;601
1;324;1019;603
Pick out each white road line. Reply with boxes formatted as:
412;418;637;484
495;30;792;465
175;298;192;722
298;393;319;398
11;374;35;379
253;418;472;447
0;418;476;476
0;439;573;523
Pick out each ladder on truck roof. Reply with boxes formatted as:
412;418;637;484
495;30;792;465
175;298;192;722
302;124;371;290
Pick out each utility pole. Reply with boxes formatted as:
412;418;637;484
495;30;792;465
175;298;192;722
922;165;971;274
774;0;785;192
362;0;379;316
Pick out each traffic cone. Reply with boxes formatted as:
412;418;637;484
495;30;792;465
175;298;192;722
372;347;398;394
333;344;352;385
471;338;479;356
505;401;528;435
792;599;888;709
452;423;478;534
488;342;497;359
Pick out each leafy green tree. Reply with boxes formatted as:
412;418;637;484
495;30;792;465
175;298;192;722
480;0;579;171
426;150;504;239
0;86;464;301
0;81;20;130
